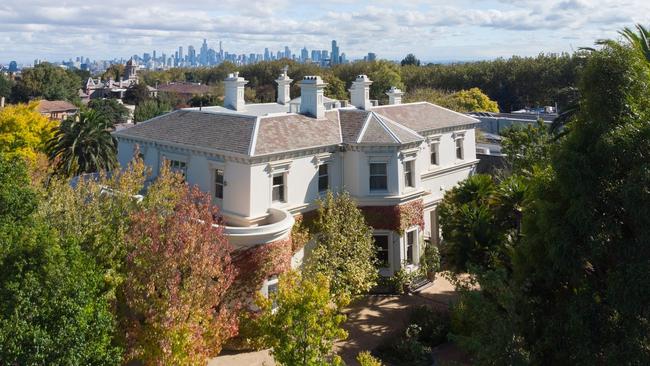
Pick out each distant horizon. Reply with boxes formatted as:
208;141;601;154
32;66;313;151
1;0;648;66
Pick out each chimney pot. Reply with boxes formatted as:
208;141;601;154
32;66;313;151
386;86;404;105
224;73;248;110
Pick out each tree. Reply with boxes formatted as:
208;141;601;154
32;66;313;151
500;120;552;175
510;41;650;365
122;185;237;365
401;54;421;66
598;23;650;64
369;61;404;102
305;191;378;298
102;64;125;82
448;38;650;365
0;73;13;99
123;83;151;105
257;271;347;366
405;88;499;113
47;109;118;176
133;99;171;123
0;102;57;163
11;62;81;102
0;156;121;365
88;99;130;124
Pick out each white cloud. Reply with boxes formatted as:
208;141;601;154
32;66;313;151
0;0;649;63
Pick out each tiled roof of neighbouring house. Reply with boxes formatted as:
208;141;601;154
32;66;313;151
38;100;79;114
157;83;212;95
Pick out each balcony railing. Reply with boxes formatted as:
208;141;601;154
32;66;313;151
223;208;295;248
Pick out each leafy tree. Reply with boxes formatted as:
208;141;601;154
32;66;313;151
511;41;650;365
188;94;220;107
133;99;171;123
357;351;382;366
122;185;237;365
405;88;499;112
0;73;13;99
0;102;57;163
123;82;151;105
102;64;125;82
448;37;650;365
11;62;81;102
401;53;421;66
0;156;122;365
305;191;378;298
598;23;650;64
368;61;404;102
47;109;118;176
500;120;552;175
88;98;130;123
257;271;347;366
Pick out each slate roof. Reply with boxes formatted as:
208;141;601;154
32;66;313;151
254;110;340;156
371;102;478;133
113;110;257;155
114;101;478;158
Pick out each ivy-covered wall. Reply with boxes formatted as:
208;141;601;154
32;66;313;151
360;198;424;234
230;237;292;303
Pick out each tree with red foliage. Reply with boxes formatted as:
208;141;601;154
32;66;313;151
122;185;237;365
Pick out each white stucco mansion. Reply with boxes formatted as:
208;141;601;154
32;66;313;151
113;69;479;291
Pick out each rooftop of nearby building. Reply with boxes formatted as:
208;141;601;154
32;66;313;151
114;71;479;158
37;100;79;114
157;82;211;95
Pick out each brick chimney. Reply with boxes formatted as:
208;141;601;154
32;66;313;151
350;74;373;110
275;66;292;105
224;72;247;110
299;76;327;118
386;86;404;105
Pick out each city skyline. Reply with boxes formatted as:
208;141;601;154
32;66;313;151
1;0;650;65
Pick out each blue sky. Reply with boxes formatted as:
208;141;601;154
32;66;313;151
1;0;649;65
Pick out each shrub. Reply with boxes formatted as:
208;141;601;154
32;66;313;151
376;324;432;366
419;242;441;281
357;350;383;366
408;305;450;347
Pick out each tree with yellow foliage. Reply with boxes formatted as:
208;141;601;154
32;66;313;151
0;102;57;163
405;87;500;113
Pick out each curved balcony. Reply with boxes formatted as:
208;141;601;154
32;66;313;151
223;208;295;248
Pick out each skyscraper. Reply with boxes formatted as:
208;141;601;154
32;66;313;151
200;39;208;65
264;48;270;61
284;46;291;59
331;40;339;65
301;47;309;62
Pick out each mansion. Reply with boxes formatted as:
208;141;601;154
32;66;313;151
113;69;479;294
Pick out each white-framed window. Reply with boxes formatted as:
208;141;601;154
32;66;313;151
373;234;390;268
318;164;329;192
168;159;187;179
272;173;286;203
430;143;439;166
214;169;224;200
369;162;388;192
404;160;414;188
406;229;417;265
456;138;464;160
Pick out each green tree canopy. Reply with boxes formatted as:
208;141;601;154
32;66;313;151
405;88;499;112
401;53;421;66
257;271;347;366
305;191;378;298
87;99;130;124
11;62;81;103
0;156;121;365
133;99;171;123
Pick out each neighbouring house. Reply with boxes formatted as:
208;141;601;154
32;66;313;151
156;82;213;101
37;100;79;120
113;69;479;294
82;59;157;102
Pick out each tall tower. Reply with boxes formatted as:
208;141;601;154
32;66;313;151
331;40;339;66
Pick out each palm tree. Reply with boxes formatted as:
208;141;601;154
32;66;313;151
47;109;118;177
619;24;650;63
